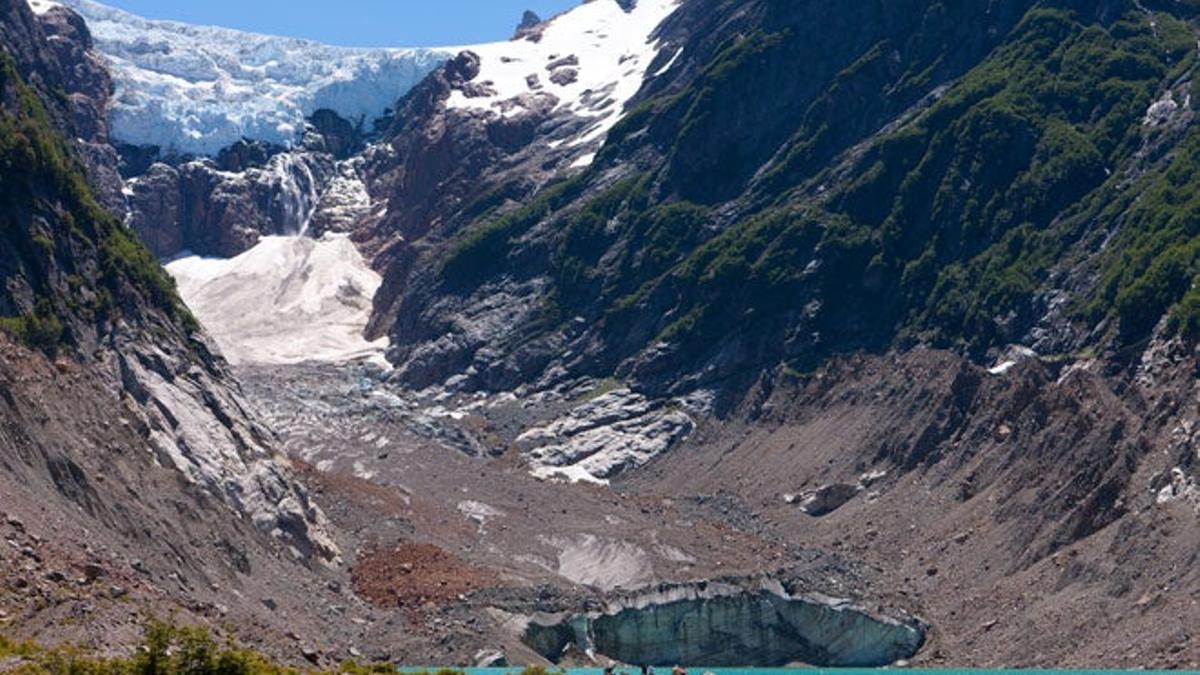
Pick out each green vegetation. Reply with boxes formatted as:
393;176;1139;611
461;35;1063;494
2;622;297;674
0;623;573;675
643;4;1195;354
0;299;64;356
440;173;590;291
0;55;197;353
434;2;1200;378
865;6;1185;348
0;621;467;675
573;377;624;403
1077;126;1200;341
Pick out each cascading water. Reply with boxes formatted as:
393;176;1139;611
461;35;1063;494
270;153;323;236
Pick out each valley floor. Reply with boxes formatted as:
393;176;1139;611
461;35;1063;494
233;348;1199;669
2;342;1197;669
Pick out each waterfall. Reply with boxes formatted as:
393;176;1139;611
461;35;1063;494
270;153;321;236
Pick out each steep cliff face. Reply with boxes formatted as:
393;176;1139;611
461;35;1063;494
345;2;1200;663
0;0;340;646
10;0;1198;666
371;0;1199;399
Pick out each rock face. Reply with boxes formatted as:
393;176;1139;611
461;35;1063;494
120;103;376;260
363;0;1042;398
523;581;924;667
795;483;860;517
516;388;694;483
0;0;337;587
2;0;124;213
127;147;339;258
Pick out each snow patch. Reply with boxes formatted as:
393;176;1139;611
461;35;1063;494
26;0;60;15
987;345;1037;376
50;0;679;157
166;234;389;367
548;534;654;591
446;0;679;145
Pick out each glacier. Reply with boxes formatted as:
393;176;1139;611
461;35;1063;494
41;0;682;160
50;0;454;155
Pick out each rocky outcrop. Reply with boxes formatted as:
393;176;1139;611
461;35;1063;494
362;51;553;243
0;0;338;576
514;10;542;39
128;149;337;258
516;387;695;483
125;162;182;256
306;108;365;160
113;335;338;560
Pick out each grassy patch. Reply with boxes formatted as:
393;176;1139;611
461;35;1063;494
0;621;467;675
573;377;624;403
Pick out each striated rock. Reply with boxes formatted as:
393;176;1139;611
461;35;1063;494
114;338;339;561
516;388;694;482
473;648;508;667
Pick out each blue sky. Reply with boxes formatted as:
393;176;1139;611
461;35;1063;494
98;0;580;47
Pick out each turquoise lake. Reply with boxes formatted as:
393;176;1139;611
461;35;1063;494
398;662;1195;667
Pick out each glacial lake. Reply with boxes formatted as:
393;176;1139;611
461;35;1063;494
400;669;1193;675
396;662;1190;667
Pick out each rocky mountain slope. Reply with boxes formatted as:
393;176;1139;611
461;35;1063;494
344;0;1200;664
0;0;354;659
2;0;1199;669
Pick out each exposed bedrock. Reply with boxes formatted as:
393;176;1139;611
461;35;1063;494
122;109;368;259
522;581;924;668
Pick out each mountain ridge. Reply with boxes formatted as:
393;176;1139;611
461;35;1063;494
0;0;1198;668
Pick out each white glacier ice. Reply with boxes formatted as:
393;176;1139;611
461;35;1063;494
42;0;681;160
53;0;454;155
166;234;389;367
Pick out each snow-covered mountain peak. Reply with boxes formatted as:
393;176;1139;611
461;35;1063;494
447;0;680;153
50;0;454;155
29;0;681;159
